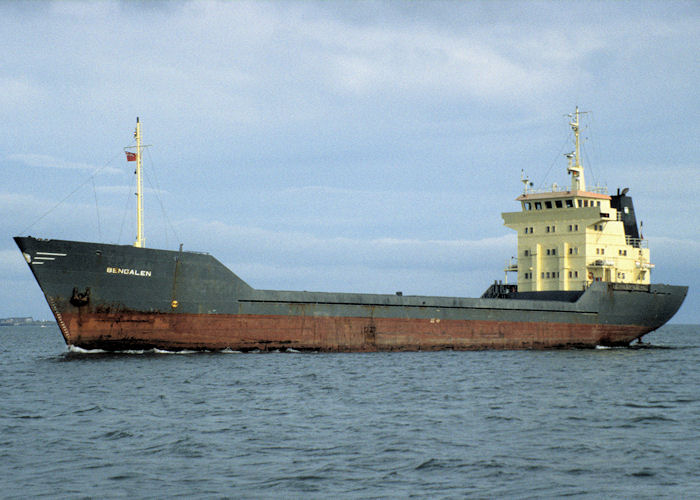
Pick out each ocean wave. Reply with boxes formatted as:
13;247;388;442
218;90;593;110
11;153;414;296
67;345;106;354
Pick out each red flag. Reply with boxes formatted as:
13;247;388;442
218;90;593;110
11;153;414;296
125;151;137;161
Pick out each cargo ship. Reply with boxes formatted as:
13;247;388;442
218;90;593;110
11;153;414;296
15;110;687;351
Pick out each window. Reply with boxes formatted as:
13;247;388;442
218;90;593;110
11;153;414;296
575;224;579;231
584;200;589;207
601;248;605;255
546;226;550;233
524;227;528;234
546;249;550;255
535;202;542;210
577;200;583;207
566;199;574;208
541;272;545;279
569;271;572;278
555;200;563;208
552;248;556;256
545;201;553;209
568;225;572;232
524;250;529;257
597;201;601;207
546;272;550;279
574;271;578;278
552;226;556;233
525;202;532;210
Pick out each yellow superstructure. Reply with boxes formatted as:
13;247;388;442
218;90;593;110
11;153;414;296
501;109;652;292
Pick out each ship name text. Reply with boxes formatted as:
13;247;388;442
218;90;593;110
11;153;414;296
106;267;152;277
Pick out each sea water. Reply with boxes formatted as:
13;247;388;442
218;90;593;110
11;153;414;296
1;324;699;498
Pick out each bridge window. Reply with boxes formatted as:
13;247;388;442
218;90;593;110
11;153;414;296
566;199;574;208
525;202;532;210
555;200;563;208
545;201;553;209
535;202;542;210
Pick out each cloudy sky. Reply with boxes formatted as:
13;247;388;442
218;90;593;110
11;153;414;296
2;1;698;323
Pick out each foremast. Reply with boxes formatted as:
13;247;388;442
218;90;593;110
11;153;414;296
127;117;145;248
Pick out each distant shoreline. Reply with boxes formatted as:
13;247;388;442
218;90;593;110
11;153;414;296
0;317;53;327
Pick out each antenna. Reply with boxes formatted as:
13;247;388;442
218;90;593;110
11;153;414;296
566;107;588;191
521;169;530;194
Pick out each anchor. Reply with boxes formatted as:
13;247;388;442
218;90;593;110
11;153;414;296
70;287;90;307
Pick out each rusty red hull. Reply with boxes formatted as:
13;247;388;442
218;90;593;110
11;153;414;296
59;312;651;351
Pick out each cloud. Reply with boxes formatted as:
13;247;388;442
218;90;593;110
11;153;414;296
180;216;515;272
0;76;47;109
0;249;27;278
7;153;122;175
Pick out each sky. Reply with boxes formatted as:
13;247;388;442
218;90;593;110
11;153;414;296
1;1;698;323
